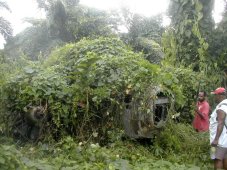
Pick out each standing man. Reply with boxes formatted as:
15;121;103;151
209;87;227;169
192;91;210;132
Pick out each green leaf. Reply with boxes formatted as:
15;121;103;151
0;157;5;164
185;30;191;38
24;67;35;74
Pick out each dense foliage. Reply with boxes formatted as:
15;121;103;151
166;0;215;73
0;126;212;170
1;0;227;168
121;12;164;64
3;38;176;142
5;37;208;142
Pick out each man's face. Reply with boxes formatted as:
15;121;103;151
198;92;205;102
214;94;221;103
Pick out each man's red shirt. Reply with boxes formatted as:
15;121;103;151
192;100;210;132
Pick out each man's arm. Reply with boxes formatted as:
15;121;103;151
211;109;226;146
196;102;210;119
196;109;205;119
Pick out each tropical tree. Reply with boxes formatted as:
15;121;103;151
121;10;165;64
0;1;13;41
4;20;64;60
208;1;227;87
162;0;219;122
4;0;120;59
36;0;119;41
164;0;214;72
199;0;215;41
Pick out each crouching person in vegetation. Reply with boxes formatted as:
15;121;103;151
192;91;210;132
13;104;47;142
209;87;227;170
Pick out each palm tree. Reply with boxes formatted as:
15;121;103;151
0;1;13;40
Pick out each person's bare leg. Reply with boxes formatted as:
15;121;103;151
214;159;223;169
223;158;227;170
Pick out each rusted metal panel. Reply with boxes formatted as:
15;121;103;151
123;87;169;138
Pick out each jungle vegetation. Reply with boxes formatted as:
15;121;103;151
0;0;227;169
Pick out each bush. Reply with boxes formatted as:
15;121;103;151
152;122;211;168
3;37;211;143
5;37;176;142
